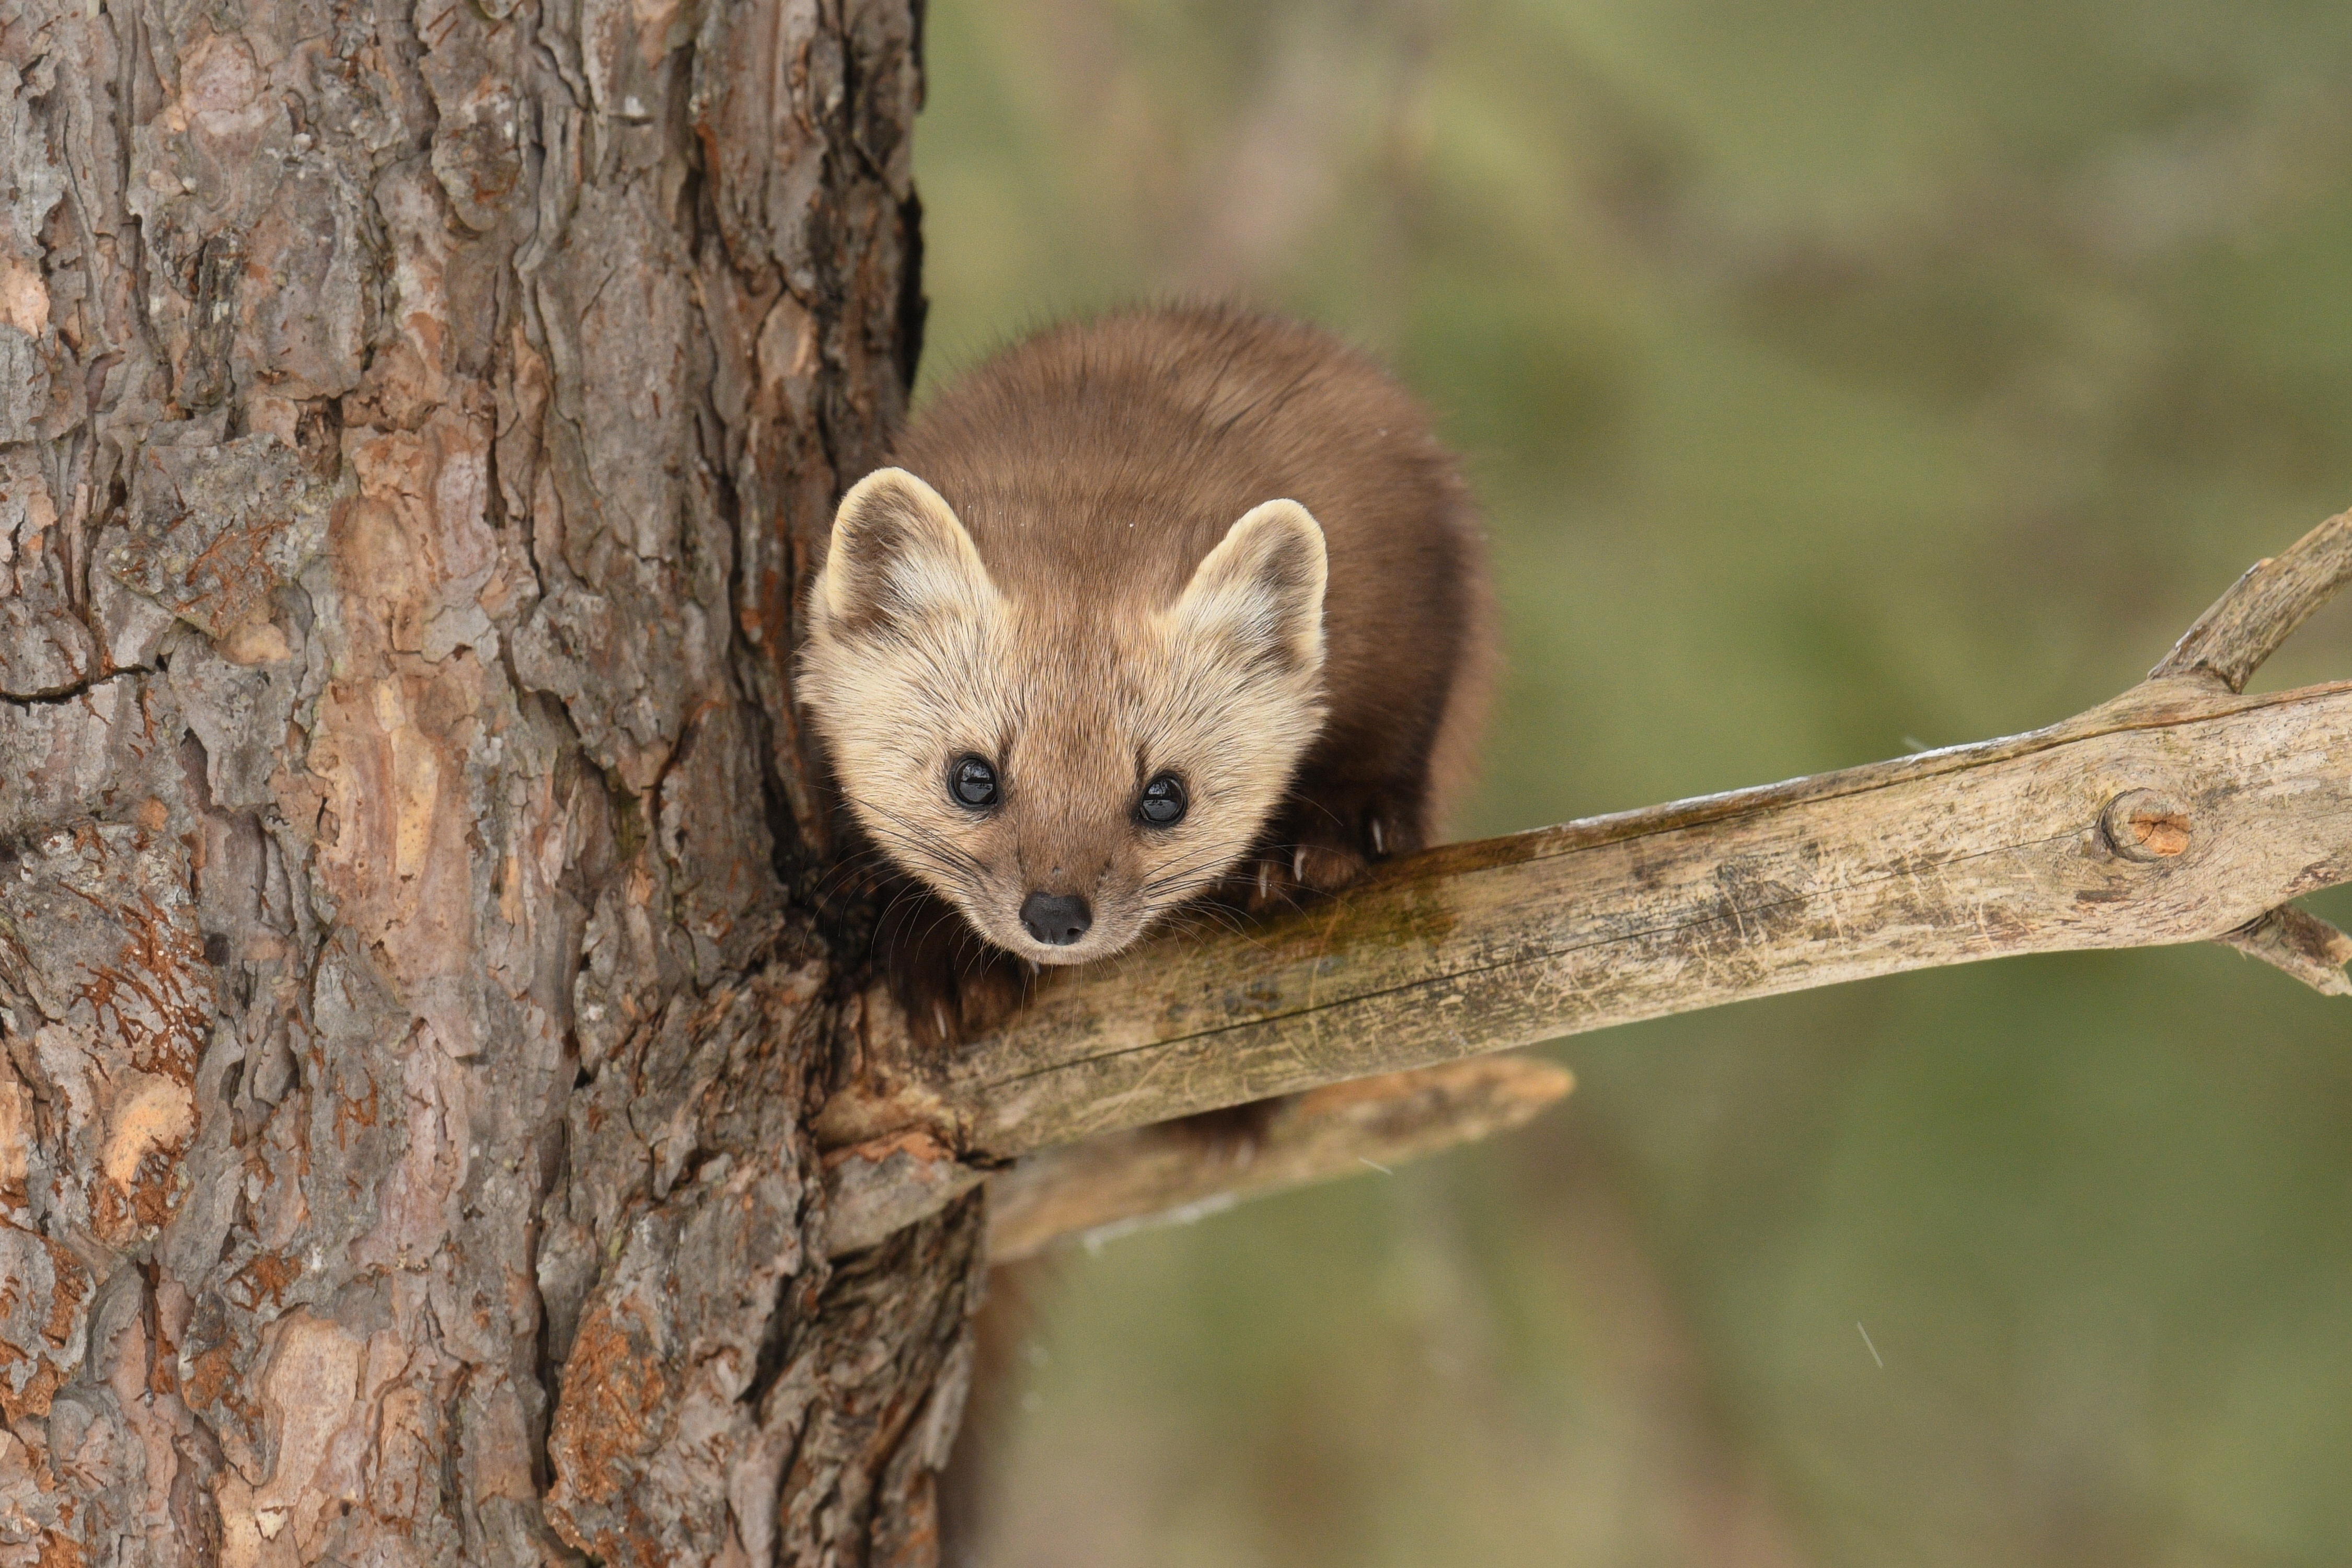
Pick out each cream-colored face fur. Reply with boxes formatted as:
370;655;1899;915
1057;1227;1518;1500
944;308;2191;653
799;468;1329;966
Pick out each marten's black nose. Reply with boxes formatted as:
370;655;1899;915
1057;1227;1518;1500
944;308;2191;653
1020;891;1092;946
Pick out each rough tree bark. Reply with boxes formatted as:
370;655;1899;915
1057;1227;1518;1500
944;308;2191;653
1;0;966;1563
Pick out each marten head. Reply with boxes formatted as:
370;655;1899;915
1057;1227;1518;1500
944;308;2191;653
799;467;1329;966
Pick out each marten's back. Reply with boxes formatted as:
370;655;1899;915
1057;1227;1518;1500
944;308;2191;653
895;304;1491;844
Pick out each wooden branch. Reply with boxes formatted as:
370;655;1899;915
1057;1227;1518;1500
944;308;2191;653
983;1056;1572;1262
822;1055;1572;1257
847;677;2352;1155
813;512;2352;1252
2220;904;2352;996
2150;506;2352;691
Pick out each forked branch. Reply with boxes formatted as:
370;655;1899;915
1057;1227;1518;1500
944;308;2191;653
816;509;2352;1256
2151;506;2352;691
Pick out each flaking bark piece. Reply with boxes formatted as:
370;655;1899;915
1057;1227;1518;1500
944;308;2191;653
109;432;333;639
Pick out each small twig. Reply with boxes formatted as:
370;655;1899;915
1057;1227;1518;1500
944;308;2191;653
982;1056;1571;1263
2219;904;2352;996
2150;506;2352;691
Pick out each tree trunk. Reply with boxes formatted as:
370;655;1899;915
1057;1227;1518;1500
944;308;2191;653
0;0;969;1562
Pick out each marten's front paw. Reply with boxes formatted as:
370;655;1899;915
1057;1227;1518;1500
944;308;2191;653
894;957;1028;1050
891;944;1029;1049
881;898;1031;1048
1237;839;1374;914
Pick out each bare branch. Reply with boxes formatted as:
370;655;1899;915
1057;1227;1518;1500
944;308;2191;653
2219;903;2352;996
821;1057;1572;1258
814;513;2352;1251
2151;506;2352;690
896;679;2352;1156
983;1056;1572;1262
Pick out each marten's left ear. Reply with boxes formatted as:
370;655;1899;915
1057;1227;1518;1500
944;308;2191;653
814;467;996;639
1174;499;1328;676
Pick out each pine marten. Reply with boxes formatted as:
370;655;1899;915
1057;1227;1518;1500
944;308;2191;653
799;304;1494;1043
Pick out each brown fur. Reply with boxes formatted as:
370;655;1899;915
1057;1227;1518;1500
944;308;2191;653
800;304;1494;1042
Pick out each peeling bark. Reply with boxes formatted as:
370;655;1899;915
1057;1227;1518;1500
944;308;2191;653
1;0;953;1562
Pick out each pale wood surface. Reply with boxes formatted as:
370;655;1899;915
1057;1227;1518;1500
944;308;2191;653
810;667;2352;1224
811;508;2352;1253
2220;903;2352;996
933;676;2351;1157
984;1056;1573;1262
2150;506;2352;690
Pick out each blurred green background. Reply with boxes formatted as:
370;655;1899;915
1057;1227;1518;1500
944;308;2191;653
909;2;2352;1562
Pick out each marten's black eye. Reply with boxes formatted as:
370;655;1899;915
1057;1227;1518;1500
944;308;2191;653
950;755;999;809
1136;773;1187;827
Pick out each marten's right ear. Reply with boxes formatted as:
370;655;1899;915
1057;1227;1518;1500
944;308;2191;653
814;468;996;639
1174;499;1329;677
